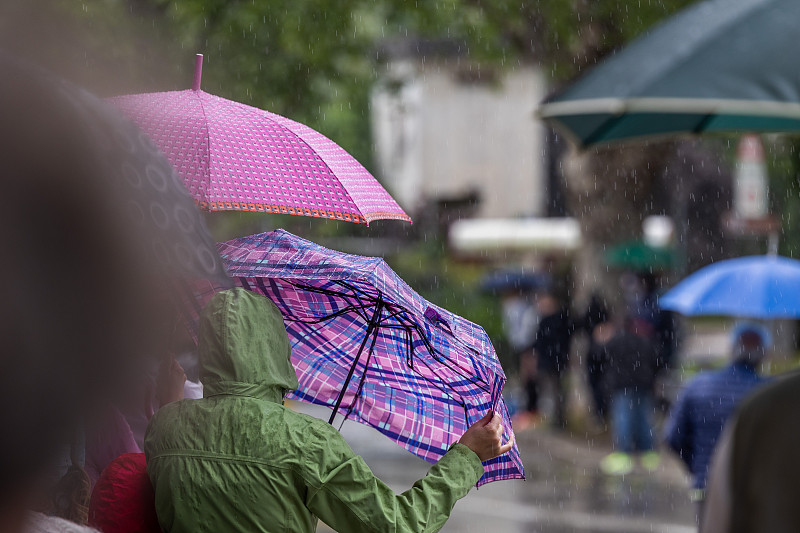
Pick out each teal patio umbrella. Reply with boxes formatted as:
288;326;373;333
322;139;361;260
538;0;800;148
605;241;675;271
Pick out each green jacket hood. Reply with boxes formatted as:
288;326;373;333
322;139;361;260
199;288;298;403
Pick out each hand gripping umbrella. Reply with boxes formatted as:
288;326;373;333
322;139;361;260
110;54;410;225
201;229;523;485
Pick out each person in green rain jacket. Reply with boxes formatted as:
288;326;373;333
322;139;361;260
145;288;513;533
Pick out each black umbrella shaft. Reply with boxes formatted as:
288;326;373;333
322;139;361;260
328;297;384;425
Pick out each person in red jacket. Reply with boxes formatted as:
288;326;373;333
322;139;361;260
88;454;160;533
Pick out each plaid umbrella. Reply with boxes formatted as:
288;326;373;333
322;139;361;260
207;229;523;485
109;55;410;226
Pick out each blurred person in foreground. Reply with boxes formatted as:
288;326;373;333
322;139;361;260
664;324;769;523
145;288;513;533
702;370;800;533
600;315;662;475
0;54;225;532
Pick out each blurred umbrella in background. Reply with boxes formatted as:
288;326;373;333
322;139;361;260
110;54;410;226
538;0;800;148
479;268;548;294
660;255;800;318
605;241;675;272
195;229;523;485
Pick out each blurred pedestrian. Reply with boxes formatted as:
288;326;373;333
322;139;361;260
532;293;574;430
581;292;610;425
145;289;513;533
626;272;679;410
665;324;769;525
600;316;661;475
501;290;540;425
702;371;800;533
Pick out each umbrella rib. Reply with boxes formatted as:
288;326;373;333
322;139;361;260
250;275;491;427
692;113;715;133
282;280;373;323
410;349;469;412
315;279;377;323
193;91;213;202
393;324;468;416
328;294;384;425
253;277;372;324
583;115;623;146
267;117;366;220
342;315;383;424
394;315;491;395
282;304;373;325
253;278;490;393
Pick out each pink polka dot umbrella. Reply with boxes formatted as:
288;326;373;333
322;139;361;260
109;55;410;226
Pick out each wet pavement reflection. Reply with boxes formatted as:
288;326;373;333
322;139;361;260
298;404;697;533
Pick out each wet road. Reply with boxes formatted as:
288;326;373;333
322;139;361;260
297;404;697;533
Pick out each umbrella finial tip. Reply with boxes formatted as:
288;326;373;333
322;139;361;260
192;54;204;91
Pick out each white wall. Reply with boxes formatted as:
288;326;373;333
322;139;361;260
372;59;547;219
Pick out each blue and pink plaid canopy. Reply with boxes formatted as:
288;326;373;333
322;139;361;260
214;229;523;485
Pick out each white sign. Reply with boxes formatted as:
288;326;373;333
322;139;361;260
734;134;768;219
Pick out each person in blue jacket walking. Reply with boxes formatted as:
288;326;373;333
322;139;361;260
663;323;770;521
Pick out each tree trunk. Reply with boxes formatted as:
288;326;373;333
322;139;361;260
562;142;674;312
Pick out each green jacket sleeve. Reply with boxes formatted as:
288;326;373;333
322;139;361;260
303;425;484;533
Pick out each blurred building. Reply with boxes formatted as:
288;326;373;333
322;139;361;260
371;39;547;221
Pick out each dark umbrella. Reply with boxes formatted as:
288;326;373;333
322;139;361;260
538;0;800;148
479;268;548;294
605;241;675;271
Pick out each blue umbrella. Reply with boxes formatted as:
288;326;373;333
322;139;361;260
660;255;800;318
479;269;547;294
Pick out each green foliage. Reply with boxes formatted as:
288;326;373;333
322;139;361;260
533;0;697;81
142;0;379;168
767;136;800;258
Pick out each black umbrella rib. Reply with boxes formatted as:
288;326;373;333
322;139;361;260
583;115;623;147
282;305;372;325
392;315;491;394
408;353;469;412
374;320;490;396
376;310;489;384
328;293;384;425
363;323;466;412
343;312;383;424
383;316;490;386
693;113;715;133
271;277;491;412
280;279;374;323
